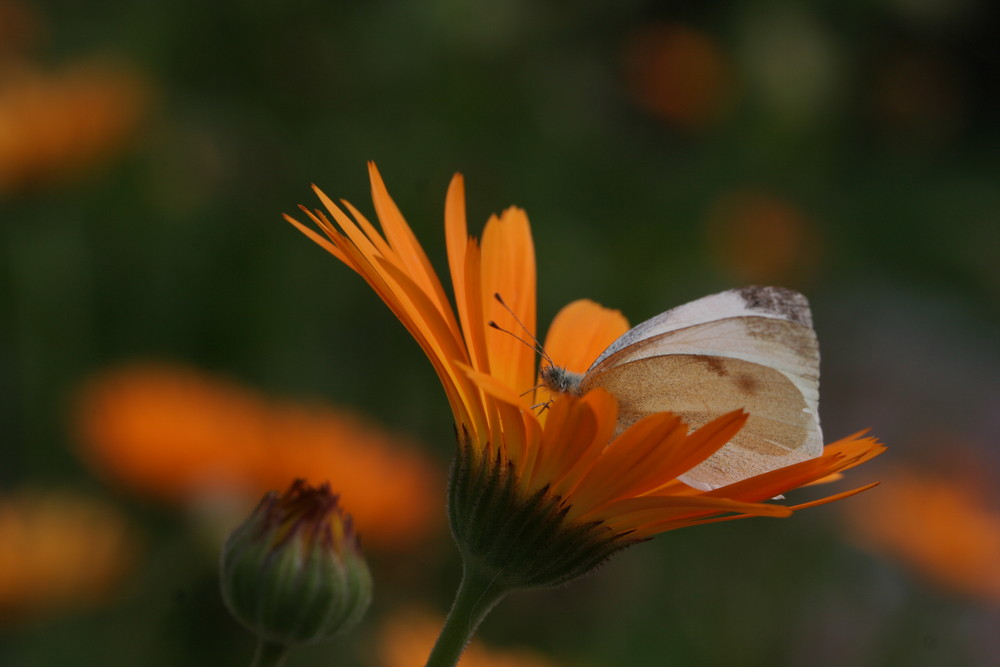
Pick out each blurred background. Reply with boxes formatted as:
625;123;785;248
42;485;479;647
2;0;999;665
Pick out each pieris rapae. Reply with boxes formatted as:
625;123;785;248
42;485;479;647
540;286;823;490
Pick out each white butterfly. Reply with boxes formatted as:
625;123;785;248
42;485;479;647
540;286;823;491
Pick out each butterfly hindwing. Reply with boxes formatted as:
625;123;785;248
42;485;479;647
582;354;820;489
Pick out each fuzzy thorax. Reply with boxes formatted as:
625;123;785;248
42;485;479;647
539;365;585;396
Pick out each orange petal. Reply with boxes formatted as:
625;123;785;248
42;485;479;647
567;411;687;519
643;410;749;492
624;507;785;537
787;481;881;511
542;299;629;374
706;434;885;503
444;174;491;375
548;389;620;500
311;185;393;263
457;363;545;467
367;163;458;334
481;207;538;395
460;237;494;377
524;394;601;495
374;258;487;436
339;198;397;259
805;472;844;486
283;212;349;264
460;364;525;408
605;494;793;536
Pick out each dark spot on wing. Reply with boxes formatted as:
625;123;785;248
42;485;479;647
734;373;760;395
738;286;812;327
696;355;729;377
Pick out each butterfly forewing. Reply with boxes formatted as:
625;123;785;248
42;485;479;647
589;287;813;369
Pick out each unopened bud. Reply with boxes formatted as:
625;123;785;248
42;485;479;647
220;480;372;647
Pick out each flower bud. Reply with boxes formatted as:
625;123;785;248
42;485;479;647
220;480;372;646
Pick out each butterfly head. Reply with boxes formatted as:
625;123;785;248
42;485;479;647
539;364;584;396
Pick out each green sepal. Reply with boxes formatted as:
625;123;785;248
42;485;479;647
447;434;643;591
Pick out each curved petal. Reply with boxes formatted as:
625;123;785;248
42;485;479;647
481;208;537;395
461;364;525;409
523;394;601;495
368;163;458;336
548;389;619;500
445;174;492;376
705;434;885;503
543;299;629;374
566;411;687;520
602;494;793;534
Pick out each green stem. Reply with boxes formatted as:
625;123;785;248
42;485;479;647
424;562;511;667
251;639;290;667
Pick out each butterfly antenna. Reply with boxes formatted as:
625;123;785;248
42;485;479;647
487;321;544;359
490;293;562;416
491;293;556;367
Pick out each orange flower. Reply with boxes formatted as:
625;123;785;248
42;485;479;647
843;466;1000;601
286;164;884;578
378;608;563;667
0;490;135;622
73;363;442;550
288;165;886;665
0;60;149;193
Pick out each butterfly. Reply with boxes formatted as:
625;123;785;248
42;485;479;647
539;286;823;491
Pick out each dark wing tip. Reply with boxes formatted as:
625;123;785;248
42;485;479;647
737;286;813;328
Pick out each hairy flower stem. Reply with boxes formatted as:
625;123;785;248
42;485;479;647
424;561;511;667
252;640;289;667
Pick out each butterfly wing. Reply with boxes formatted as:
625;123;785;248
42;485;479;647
581;286;822;490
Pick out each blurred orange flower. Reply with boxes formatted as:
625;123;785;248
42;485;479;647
0;490;135;622
704;190;822;286
621;23;732;129
0;60;149;193
73;363;443;549
378;608;564;667
843;466;1000;601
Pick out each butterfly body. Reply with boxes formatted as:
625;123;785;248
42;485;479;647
538;365;584;396
541;286;822;490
